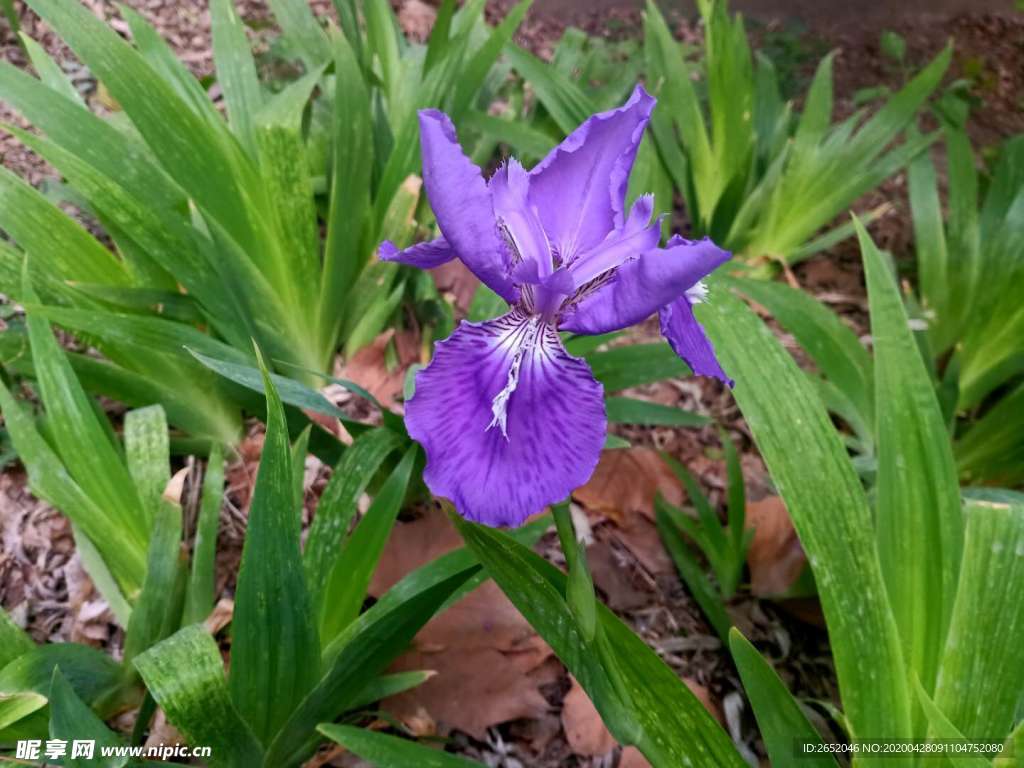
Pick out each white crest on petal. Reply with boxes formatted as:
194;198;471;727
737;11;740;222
685;280;709;305
487;317;541;439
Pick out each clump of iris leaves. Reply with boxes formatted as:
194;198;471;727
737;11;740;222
0;0;1020;766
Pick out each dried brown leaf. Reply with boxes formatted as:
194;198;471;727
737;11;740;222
573;448;683;523
745;496;807;597
619;746;654;768
203;598;234;635
336;329;420;409
430;260;479;316
611;516;674;577
162;467;189;505
370;509;558;739
586;539;652;611
560;677;616;757
397;0;436;42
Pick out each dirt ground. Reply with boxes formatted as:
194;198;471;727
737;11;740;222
1;1;1021;767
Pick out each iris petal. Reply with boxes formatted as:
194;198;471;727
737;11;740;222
568;195;661;286
405;310;606;527
528;85;655;261
418;109;518;302
559;237;730;335
660;297;734;387
490;158;552;275
379;237;454;269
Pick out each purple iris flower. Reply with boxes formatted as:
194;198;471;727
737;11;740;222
380;85;732;527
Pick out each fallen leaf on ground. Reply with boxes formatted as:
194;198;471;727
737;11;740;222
611;515;674;577
430;260;479;315
745;496;807;597
369;509;558;740
301;406;353;446
587;539;652;610
619;746;653;768
65;555;111;646
397;0;436;42
561;677;616;757
336;329;420;409
573;448;683;523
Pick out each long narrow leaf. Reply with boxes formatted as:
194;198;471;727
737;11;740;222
0;166;128;286
229;352;320;744
320;33;373;357
265;565;479;766
123;500;184;662
20;34;80;103
319;446;417;641
23;286;150;557
605;396;709;427
656;503;732;642
23;0;267;261
913;677;989;768
48;668;125;768
211;0;262;154
859;218;962;703
933;501;1024;742
729;629;837;767
0;379;146;593
304;428;402;612
699;289;911;755
319;725;485;767
729;276;874;435
134;625;264;768
268;0;332;67
450;0;532;118
0;611;33;670
585;343;690;392
504;43;596;134
124;406;169;529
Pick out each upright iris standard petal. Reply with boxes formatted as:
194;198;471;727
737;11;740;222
528;85;656;260
566;195;661;286
379;237;454;269
660;296;734;387
418;110;518;301
560;237;731;335
490;159;552;275
404;312;606;527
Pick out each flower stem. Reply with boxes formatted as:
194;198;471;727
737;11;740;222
552;501;597;642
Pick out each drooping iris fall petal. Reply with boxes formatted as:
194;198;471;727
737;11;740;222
404;311;606;527
560;237;730;335
660;295;734;387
